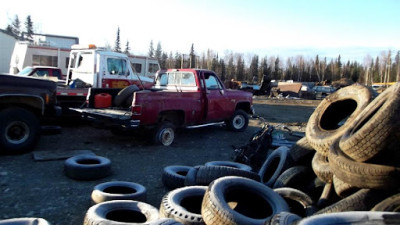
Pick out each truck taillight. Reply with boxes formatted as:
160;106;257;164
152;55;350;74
132;105;142;115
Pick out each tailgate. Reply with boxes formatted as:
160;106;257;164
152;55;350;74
70;107;139;128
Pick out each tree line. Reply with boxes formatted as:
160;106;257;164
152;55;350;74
4;15;34;40
145;39;399;86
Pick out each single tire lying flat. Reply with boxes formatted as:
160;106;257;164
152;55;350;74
64;154;111;181
201;176;289;225
91;181;147;204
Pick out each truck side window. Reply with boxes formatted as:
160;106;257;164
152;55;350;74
205;75;220;90
107;58;128;75
181;73;196;86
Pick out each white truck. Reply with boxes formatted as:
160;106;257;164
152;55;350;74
56;44;158;113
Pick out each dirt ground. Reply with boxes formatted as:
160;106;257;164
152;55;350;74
0;98;318;225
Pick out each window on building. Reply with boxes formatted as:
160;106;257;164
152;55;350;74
32;55;58;67
132;63;142;73
148;63;160;73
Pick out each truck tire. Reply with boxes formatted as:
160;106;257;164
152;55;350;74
306;85;372;156
84;200;160;225
154;122;175;146
194;165;260;186
64;154;112;180
258;146;292;187
339;82;400;162
162;165;192;190
273;187;315;217
91;181;147;204
311;153;332;183
204;161;253;172
0;218;50;225
159;186;207;225
201;176;289;224
297;211;400;225
114;85;139;107
226;109;249;132
0;107;40;154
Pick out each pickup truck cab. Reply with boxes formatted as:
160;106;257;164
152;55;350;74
73;69;254;146
0;74;61;154
18;66;65;80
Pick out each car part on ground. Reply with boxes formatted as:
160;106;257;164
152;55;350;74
159;186;207;225
64;154;112;180
162;165;193;190
306;84;372;156
83;200;160;225
201;176;289;225
91;181;147;204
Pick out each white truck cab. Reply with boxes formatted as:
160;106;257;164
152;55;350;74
66;45;154;89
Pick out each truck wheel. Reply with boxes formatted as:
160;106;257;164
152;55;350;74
154;122;175;146
0;107;40;154
226;109;249;132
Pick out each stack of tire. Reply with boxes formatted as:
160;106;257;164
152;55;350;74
156;83;400;225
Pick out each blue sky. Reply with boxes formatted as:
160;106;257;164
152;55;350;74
1;0;399;63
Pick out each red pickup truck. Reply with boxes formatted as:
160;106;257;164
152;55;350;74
72;69;254;146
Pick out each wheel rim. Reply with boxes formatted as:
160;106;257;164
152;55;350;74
5;121;30;144
160;128;174;146
232;115;245;129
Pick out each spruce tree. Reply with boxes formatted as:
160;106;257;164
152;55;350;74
25;15;34;40
114;27;121;52
148;40;154;57
155;41;162;60
11;15;21;37
124;40;130;55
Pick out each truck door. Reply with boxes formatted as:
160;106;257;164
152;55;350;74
202;72;231;122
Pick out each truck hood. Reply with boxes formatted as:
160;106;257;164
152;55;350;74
0;74;57;92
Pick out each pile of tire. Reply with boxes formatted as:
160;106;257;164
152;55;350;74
156;83;400;225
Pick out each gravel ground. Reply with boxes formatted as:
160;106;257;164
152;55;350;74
0;99;317;225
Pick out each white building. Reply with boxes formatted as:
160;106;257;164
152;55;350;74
0;29;17;73
8;33;79;75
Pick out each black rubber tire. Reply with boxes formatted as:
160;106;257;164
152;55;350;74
83;200;160;225
272;166;315;194
204;161;253;172
91;181;147;204
288;137;315;165
311;152;332;183
194;165;260;186
0;107;40;154
184;166;200;187
372;193;400;212
162;165;192;190
258;146;292;187
332;175;359;198
159;186;207;225
265;212;302;225
339;82;400;162
154;122;175;146
113;85;139;107
201;176;289;224
315;189;395;215
64;154;112;180
297;211;400;225
306;84;372;156
226;109;249;132
328;143;400;190
0;218;50;225
273;187;316;217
